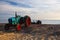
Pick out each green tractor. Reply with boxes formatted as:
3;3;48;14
4;13;31;31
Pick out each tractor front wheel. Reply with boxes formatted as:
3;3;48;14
4;24;10;31
16;24;21;31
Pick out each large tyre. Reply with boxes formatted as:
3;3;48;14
24;16;31;27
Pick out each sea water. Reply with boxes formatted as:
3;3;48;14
0;19;60;24
42;20;60;24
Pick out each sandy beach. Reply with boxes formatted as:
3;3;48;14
0;24;60;40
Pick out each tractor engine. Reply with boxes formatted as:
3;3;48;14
8;16;22;25
4;13;31;31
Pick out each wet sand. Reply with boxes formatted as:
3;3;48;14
0;24;60;40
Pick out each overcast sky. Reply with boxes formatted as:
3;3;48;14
0;0;60;23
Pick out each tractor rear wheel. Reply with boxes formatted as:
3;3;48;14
24;16;31;27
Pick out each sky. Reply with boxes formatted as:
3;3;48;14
0;0;60;23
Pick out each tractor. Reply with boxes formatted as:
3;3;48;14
4;13;31;31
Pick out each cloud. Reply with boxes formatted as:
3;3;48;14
0;2;39;23
0;0;32;8
0;0;60;23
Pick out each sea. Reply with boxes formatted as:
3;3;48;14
42;20;60;24
32;20;60;24
0;20;60;24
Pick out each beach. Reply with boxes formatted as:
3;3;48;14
0;24;60;40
